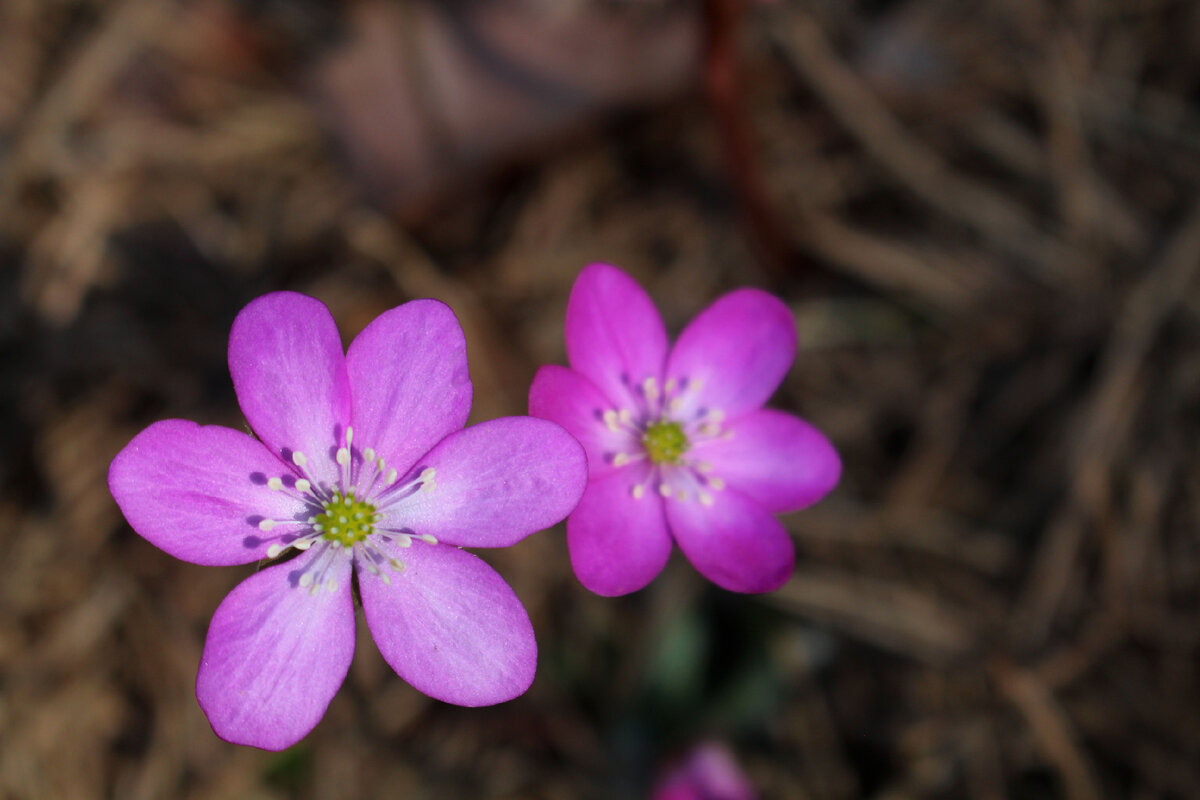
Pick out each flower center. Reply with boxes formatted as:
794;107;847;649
643;420;689;464
315;490;378;547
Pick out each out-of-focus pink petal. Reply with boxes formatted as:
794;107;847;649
666;289;796;420
381;417;586;549
359;541;535;706
195;551;355;750
699;409;840;513
565;263;669;411
529;365;635;479
108;420;308;566
346;299;472;480
567;463;672;596
666;488;794;593
228;292;351;488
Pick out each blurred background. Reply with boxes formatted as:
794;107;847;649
2;0;1199;797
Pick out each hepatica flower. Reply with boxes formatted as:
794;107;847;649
109;292;586;750
530;264;839;595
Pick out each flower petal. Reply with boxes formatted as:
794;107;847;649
666;488;795;593
381;417;587;549
666;289;797;420
567;463;673;596
358;542;535;706
565;263;669;411
108;420;309;566
346;299;472;480
699;409;840;513
228;292;351;488
196;550;355;750
528;365;635;479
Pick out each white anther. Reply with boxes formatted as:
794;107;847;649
699;423;721;437
603;410;620;432
618;408;633;424
295;479;311;494
699;491;714;506
294;538;313;550
258;519;276;532
676;490;687;501
326;578;338;593
643;377;659;400
292;451;307;467
267;477;283;491
363;448;375;464
707;409;726;423
709;477;726;491
420;533;438;545
385;468;398;485
336;448;350;466
420;467;436;482
267;543;283;558
613;453;630;467
345;426;354;446
389;558;407;573
665;378;676;394
658;483;672;497
689;378;704;392
669;397;683;412
299;572;314;588
631;484;645;499
381;573;392;585
394;534;412;547
422;481;437;493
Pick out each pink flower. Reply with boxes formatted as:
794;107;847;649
652;742;757;800
530;264;839;595
109;292;587;749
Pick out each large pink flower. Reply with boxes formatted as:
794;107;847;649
530;264;839;595
109;292;587;750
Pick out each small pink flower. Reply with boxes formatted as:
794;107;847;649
109;292;587;749
652;742;757;800
530;264;839;595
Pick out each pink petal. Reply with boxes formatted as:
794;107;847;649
565;263;669;411
108;420;308;566
666;289;796;420
566;463;673;596
699;409;840;513
358;541;536;706
228;292;351;489
381;417;587;549
666;488;795;593
528;365;636;479
346;299;472;479
196;550;355;750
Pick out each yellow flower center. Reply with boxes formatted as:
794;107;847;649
643;420;689;465
316;490;377;546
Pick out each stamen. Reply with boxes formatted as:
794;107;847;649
385;468;398;485
643;376;659;400
699;491;714;506
295;479;311;494
389;557;406;572
326;577;338;593
419;533;438;545
258;519;276;532
603;410;620;432
613;452;630;467
664;378;676;394
669;397;683;412
294;538;313;550
299;573;314;588
618;408;633;425
676;489;687;501
345;426;354;446
267;543;283;558
336;448;350;466
709;477;726;491
394;533;412;547
267;477;284;491
363;448;375;464
696;461;713;473
631;484;645;499
658;483;672;497
292;451;307;468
